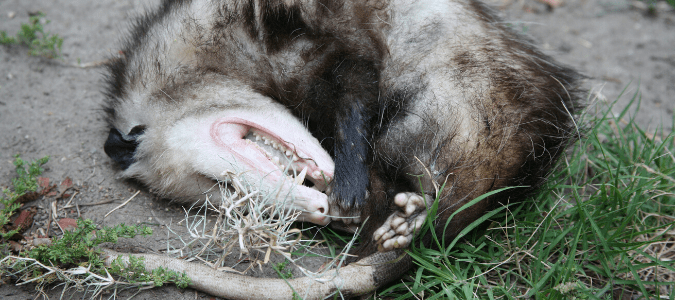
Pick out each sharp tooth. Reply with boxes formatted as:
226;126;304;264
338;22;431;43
264;139;270;145
292;155;298;161
255;135;261;141
272;142;279;149
272;156;279;165
280;164;285;170
285;150;292;157
295;166;308;185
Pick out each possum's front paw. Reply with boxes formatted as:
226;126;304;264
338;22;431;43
373;192;432;251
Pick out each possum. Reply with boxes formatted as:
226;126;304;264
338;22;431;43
103;0;583;298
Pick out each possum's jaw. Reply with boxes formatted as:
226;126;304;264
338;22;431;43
242;130;330;192
208;116;335;225
217;118;332;193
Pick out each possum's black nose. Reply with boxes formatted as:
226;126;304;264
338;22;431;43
104;126;144;170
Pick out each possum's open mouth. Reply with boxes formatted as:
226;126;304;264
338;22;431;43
208;115;335;224
243;130;331;193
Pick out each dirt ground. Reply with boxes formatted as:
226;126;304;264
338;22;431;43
0;0;673;299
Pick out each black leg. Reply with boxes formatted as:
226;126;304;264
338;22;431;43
301;57;379;212
332;100;372;210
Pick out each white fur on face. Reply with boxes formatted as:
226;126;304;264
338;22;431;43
118;81;334;225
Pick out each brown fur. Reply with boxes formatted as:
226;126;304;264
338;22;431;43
103;0;583;293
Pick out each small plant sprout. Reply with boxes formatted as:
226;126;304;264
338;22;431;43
0;155;49;240
0;13;64;58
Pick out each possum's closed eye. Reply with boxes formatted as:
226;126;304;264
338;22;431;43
104;125;146;170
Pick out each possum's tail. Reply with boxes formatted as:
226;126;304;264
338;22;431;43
102;248;411;299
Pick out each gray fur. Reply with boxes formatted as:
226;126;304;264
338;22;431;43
103;0;583;297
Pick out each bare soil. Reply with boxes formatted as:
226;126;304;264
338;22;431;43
0;0;673;299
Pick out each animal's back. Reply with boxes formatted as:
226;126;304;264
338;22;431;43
343;0;583;252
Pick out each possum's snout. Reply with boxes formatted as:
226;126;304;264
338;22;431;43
104;126;145;169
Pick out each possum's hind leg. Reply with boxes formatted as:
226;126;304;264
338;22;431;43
373;192;433;251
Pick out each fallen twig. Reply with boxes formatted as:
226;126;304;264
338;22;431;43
63;191;79;208
63;198;115;209
104;190;140;218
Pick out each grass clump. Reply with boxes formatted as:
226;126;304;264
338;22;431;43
107;255;191;289
2;219;190;296
0;155;49;240
163;169;325;270
377;89;675;299
29;219;152;269
0;155;190;296
0;13;63;58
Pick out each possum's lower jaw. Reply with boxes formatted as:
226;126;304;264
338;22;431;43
111;104;336;225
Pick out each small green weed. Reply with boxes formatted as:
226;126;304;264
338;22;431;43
272;260;303;300
0;155;49;240
0;31;16;44
28;218;192;288
29;219;152;269
0;154;189;294
0;13;63;58
273;260;294;279
2;219;190;293
641;0;675;10
108;255;191;288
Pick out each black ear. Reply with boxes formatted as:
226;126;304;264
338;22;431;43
104;126;145;170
